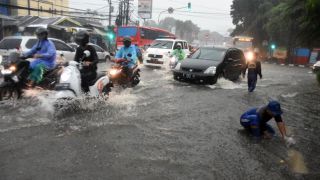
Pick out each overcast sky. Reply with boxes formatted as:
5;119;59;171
69;0;234;35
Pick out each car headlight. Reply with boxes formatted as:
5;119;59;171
204;66;216;74
175;62;181;70
109;69;121;76
60;69;72;82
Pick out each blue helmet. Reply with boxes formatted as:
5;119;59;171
267;100;283;116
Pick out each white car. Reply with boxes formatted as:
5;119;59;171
68;43;111;62
0;36;75;63
312;61;320;73
143;39;190;68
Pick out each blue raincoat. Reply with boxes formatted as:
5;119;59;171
115;45;137;68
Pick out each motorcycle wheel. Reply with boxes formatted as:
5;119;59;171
132;74;140;87
316;71;320;85
102;83;112;95
0;86;20;101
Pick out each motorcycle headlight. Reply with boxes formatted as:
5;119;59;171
170;56;176;63
204;66;216;74
175;62;181;70
109;69;121;76
60;69;72;82
9;65;16;72
245;51;254;62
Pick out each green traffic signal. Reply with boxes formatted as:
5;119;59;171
271;44;276;50
107;33;115;40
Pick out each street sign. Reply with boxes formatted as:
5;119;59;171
138;0;153;19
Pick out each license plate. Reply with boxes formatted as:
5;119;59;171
151;58;158;62
55;83;70;90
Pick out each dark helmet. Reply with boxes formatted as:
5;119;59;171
75;30;89;46
267;100;283;116
35;27;48;38
123;36;132;48
123;36;132;42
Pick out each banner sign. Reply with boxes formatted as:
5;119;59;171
138;0;153;19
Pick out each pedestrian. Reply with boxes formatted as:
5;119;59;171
242;50;262;92
240;101;290;141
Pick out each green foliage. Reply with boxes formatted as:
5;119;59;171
231;0;320;47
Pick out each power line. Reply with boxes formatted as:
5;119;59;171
0;3;111;20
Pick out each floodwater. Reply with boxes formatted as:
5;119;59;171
0;63;319;180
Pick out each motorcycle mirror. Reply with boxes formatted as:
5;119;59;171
84;50;91;57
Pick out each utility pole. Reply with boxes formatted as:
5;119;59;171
27;0;31;15
125;0;129;25
108;0;112;26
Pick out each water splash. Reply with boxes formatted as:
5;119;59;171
208;78;245;90
281;92;299;98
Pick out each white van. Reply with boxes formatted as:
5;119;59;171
143;39;190;68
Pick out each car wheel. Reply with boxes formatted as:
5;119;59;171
105;56;111;63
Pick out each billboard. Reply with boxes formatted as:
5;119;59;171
138;0;152;19
0;0;10;15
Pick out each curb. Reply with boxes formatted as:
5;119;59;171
262;61;312;68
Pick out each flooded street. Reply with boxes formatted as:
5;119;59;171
0;63;319;180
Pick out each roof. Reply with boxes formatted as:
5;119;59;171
155;38;187;42
2;36;67;42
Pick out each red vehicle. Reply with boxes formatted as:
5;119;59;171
116;26;176;49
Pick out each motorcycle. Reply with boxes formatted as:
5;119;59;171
107;56;140;89
313;61;320;84
54;50;110;99
169;55;178;69
0;52;61;101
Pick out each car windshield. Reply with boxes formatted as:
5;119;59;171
191;48;226;61
0;38;22;50
150;40;173;49
25;39;38;49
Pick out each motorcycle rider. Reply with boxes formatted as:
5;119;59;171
172;43;186;61
115;36;137;78
74;30;99;92
240;100;288;140
24;27;56;87
242;49;262;92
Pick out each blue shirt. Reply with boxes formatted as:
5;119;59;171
24;39;56;69
115;45;137;68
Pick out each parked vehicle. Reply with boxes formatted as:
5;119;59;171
68;43;111;62
143;39;190;68
172;47;246;84
0;36;75;63
312;61;320;73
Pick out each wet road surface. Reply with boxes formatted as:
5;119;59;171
0;63;319;180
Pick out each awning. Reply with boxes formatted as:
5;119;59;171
0;14;15;20
93;28;107;36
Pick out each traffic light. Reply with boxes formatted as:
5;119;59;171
187;2;191;11
106;25;115;41
271;44;276;50
107;32;115;40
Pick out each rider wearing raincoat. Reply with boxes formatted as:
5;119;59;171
172;43;186;61
24;27;56;86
